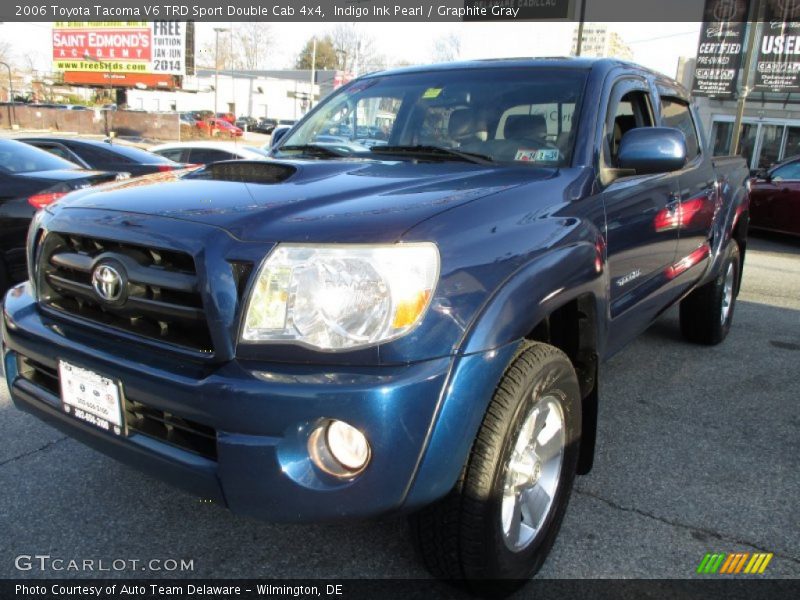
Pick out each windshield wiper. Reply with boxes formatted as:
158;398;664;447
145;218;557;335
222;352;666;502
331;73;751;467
370;145;494;165
277;144;347;158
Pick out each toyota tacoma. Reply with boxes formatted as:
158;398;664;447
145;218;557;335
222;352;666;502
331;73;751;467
2;58;750;588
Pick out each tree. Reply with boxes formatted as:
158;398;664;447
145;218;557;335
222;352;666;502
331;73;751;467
329;24;385;74
234;23;273;71
295;36;339;70
431;32;462;63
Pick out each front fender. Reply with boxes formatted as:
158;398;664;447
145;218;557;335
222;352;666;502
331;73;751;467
403;241;608;508
459;241;608;355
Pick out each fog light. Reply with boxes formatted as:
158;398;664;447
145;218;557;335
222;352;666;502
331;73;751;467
308;420;371;477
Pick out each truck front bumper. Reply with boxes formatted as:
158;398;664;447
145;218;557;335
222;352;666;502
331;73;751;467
2;283;472;522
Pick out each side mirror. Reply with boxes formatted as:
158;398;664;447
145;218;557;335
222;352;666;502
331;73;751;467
617;127;688;175
270;127;290;148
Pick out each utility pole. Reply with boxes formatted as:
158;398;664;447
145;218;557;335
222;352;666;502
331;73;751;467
575;0;587;56
309;37;317;111
731;0;764;157
213;27;230;114
0;61;15;128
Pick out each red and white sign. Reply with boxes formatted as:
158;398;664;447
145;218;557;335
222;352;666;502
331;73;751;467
52;22;186;76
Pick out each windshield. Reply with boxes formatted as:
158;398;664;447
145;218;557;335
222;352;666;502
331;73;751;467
277;67;587;167
0;139;80;173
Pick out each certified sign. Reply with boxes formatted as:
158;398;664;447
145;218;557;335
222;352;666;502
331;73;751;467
692;0;750;97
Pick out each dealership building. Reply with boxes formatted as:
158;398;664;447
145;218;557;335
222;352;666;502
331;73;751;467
124;69;342;120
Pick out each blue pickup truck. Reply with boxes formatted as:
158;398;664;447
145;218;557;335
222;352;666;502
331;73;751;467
2;58;749;587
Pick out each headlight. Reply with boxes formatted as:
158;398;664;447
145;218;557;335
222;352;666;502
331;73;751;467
241;243;439;350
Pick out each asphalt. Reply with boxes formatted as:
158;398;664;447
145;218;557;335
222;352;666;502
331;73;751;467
0;233;798;588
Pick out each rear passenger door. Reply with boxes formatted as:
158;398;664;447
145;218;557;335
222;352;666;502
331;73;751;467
661;96;716;285
601;78;680;330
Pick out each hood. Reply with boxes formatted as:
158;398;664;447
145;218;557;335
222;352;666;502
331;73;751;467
56;159;555;243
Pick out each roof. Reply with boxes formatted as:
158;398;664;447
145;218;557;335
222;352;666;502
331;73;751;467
364;56;617;78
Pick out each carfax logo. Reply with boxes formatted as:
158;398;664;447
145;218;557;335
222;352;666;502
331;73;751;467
697;552;773;574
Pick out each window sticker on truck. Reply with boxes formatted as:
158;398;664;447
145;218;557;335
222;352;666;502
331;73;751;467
514;148;561;162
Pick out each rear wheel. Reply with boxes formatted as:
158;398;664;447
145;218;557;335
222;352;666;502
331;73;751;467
679;240;741;345
410;343;581;591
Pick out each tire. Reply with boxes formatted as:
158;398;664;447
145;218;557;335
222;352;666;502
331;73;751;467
679;239;741;345
410;342;581;592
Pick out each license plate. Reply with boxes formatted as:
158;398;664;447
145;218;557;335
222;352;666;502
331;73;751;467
58;361;124;436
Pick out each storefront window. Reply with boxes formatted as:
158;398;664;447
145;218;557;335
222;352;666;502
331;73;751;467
758;124;783;169
739;123;757;168
711;121;733;156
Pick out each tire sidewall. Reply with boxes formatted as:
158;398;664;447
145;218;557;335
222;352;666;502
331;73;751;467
483;351;581;580
717;241;741;339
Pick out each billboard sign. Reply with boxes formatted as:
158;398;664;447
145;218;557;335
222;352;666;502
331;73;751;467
53;22;186;76
754;1;800;93
692;0;750;97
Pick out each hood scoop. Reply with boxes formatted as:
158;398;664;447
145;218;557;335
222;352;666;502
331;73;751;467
191;161;297;184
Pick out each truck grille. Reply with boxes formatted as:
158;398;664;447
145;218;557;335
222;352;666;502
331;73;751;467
16;355;218;461
37;232;213;354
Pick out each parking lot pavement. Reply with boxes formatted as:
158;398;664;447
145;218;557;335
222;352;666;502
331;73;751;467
0;234;798;582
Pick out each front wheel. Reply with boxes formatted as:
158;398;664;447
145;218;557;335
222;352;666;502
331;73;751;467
410;343;581;590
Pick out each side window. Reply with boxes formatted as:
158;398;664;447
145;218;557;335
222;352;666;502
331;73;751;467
604;89;654;168
189;149;235;164
770;161;800;181
157;149;185;162
34;143;70;162
660;97;700;161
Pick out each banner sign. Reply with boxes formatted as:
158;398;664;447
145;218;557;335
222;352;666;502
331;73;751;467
692;0;750;97
754;1;800;93
52;21;187;75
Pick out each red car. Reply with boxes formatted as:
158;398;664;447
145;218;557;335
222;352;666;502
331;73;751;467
215;112;236;124
205;118;243;138
749;156;800;237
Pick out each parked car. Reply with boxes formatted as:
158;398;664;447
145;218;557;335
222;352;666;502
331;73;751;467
253;118;278;134
268;124;292;148
3;58;750;591
748;155;800;236
0;139;119;293
215;112;236;124
148;142;269;164
205;118;243;138
235;116;258;131
20;137;185;177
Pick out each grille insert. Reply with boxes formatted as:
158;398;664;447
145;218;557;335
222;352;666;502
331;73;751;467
38;233;213;354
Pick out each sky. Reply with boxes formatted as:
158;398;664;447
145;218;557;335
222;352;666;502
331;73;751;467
1;21;701;79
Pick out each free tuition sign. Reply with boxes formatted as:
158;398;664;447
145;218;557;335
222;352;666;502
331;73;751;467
52;22;186;75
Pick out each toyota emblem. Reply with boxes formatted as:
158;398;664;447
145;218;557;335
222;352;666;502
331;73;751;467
92;264;125;303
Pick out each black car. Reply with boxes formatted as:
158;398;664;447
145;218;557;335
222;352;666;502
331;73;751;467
253;118;278;134
0;139;119;293
235;116;258;130
19;137;184;177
